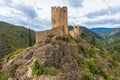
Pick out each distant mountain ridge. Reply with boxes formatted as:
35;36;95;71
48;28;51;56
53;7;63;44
100;27;120;52
0;21;35;58
100;28;120;39
81;27;103;40
90;28;114;34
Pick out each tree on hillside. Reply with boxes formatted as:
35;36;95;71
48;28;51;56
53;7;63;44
28;27;32;46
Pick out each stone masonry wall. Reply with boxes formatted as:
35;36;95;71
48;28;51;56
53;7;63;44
51;6;68;34
69;25;82;39
36;26;64;43
36;6;69;42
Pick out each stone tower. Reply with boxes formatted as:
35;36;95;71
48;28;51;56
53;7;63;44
51;6;68;34
69;25;82;39
73;25;81;36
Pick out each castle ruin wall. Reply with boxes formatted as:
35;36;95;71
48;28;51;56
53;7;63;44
36;26;64;43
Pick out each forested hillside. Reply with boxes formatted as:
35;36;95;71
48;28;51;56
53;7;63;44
0;21;35;58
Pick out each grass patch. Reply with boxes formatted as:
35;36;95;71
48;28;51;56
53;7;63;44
36;40;43;44
32;59;58;76
53;63;60;69
78;44;95;58
62;35;71;42
82;71;94;80
85;59;99;74
74;55;84;65
0;73;10;80
81;33;87;39
45;67;58;76
10;48;24;60
32;59;45;75
47;34;55;38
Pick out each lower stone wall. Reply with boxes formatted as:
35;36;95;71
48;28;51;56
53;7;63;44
36;26;64;42
69;27;82;39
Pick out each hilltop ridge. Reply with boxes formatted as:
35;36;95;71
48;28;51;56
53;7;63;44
1;33;120;80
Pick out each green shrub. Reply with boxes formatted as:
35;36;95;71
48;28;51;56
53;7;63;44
111;53;120;62
85;60;99;74
32;59;45;75
89;48;95;56
36;40;43;44
10;48;24;59
0;59;4;70
110;77;117;80
98;67;109;79
90;36;96;46
47;34;55;38
85;48;96;58
85;62;110;79
81;33;87;39
0;73;10;80
32;59;59;76
45;67;58;76
82;71;94;80
108;63;113;68
78;44;89;57
74;55;84;65
62;35;71;42
78;44;84;52
109;58;118;67
113;44;120;52
78;45;95;58
54;63;60;69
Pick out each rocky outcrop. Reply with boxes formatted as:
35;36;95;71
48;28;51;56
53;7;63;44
2;37;82;80
2;34;120;80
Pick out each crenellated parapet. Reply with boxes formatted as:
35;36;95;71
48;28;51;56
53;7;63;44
36;6;82;43
51;6;68;35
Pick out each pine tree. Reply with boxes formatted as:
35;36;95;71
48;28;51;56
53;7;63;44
28;27;32;46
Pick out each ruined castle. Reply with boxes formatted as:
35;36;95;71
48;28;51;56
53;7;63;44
36;6;81;42
51;6;68;35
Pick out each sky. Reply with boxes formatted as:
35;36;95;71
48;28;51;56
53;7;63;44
0;0;120;31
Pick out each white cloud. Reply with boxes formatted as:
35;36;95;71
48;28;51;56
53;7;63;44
0;0;120;31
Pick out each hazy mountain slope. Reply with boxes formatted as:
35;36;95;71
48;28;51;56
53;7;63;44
101;28;120;52
90;28;114;34
100;28;120;46
80;26;103;40
100;28;120;39
1;31;120;80
0;21;35;58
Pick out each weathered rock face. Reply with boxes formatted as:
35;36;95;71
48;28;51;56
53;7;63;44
2;37;82;80
2;34;120;80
